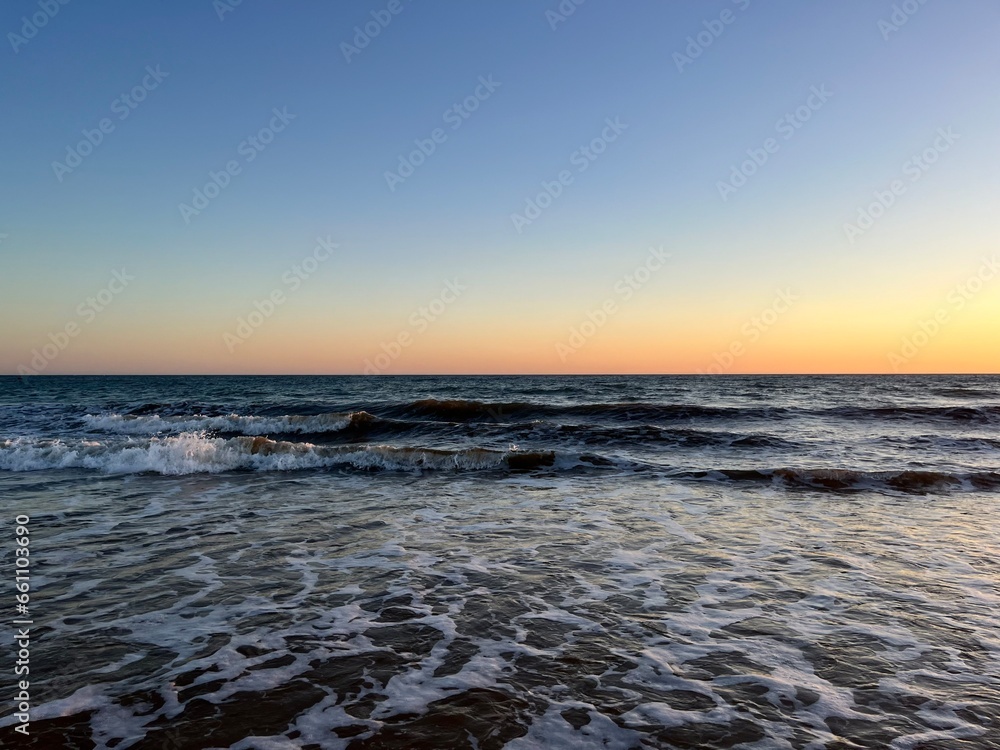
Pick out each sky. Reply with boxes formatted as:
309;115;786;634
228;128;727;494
1;0;998;375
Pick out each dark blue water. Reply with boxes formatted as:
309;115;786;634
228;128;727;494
1;376;999;747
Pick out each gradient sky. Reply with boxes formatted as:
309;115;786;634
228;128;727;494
2;0;998;374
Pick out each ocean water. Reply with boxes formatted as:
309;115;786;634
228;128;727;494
1;374;998;749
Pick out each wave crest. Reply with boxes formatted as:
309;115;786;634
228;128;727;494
82;411;376;436
0;434;558;475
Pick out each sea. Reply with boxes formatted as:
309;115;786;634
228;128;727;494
0;374;998;749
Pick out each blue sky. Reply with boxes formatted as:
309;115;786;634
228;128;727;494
2;0;999;373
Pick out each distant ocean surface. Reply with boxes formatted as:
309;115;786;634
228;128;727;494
1;375;998;748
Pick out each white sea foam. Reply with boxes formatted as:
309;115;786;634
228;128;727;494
0;434;558;474
506;703;642;749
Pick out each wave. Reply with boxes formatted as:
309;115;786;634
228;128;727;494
96;400;1000;433
83;411;379;436
931;387;996;399
386;399;1000;424
824;405;1000;422
553;423;793;449
2;435;996;492
883;434;1000;451
0;435;570;475
81;410;802;454
109;401;202;417
386;399;755;421
83;408;1000;455
681;467;1000;493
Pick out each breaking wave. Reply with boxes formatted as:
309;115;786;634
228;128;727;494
0;434;567;475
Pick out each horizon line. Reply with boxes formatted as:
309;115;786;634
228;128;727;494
5;372;999;378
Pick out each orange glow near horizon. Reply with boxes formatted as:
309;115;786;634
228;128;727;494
6;290;998;375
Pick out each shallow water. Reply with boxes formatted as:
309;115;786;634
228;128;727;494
1;375;998;748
